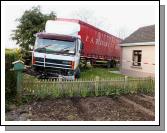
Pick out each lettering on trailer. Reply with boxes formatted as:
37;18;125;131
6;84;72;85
97;32;116;47
90;38;94;44
85;35;95;44
85;36;89;42
85;32;115;47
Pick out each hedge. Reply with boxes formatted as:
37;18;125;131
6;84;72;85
5;49;21;101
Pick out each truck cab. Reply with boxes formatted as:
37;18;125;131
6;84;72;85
32;20;82;80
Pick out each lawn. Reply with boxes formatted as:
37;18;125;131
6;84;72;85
80;66;124;80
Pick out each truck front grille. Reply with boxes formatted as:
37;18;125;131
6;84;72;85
34;57;72;69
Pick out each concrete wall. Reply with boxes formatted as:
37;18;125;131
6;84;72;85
120;45;155;77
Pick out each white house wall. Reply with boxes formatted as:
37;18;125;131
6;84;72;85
121;45;155;77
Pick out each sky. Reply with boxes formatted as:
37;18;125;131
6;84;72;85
4;2;156;48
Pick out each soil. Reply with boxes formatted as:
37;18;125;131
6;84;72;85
124;94;155;112
5;94;155;121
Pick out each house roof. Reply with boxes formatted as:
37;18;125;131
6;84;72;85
120;25;155;44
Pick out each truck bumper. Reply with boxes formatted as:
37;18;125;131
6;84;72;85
32;65;75;80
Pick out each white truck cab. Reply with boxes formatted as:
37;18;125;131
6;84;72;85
32;20;82;80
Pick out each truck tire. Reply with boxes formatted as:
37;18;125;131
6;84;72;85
83;59;87;68
75;67;80;79
110;60;116;68
90;59;96;67
107;61;111;68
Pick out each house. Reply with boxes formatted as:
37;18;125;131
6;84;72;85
120;25;155;77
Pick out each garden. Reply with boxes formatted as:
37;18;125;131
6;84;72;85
5;49;155;121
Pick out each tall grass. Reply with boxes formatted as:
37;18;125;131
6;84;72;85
22;74;155;99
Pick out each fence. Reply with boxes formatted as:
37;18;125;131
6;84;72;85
21;74;155;98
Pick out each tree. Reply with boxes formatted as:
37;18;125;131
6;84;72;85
12;6;56;51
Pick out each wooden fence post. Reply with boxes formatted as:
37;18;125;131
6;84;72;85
95;76;99;96
124;76;128;93
58;77;64;96
16;71;23;101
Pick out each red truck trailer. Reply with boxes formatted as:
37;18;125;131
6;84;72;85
56;18;122;67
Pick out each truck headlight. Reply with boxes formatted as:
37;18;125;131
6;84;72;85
68;61;75;70
32;54;36;64
62;61;70;64
71;61;75;70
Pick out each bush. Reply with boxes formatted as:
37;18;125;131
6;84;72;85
20;49;32;65
5;49;21;102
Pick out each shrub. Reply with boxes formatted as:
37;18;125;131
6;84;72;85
5;49;21;102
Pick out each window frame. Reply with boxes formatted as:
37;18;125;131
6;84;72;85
132;50;142;67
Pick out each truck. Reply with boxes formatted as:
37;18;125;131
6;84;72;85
32;18;122;80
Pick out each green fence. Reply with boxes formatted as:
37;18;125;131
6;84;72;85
21;74;155;98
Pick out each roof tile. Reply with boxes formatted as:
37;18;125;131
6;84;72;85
121;25;155;44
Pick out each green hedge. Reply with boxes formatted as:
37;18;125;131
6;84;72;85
5;49;21;101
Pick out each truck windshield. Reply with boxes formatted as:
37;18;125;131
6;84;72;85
34;38;75;54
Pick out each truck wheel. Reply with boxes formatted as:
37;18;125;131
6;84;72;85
107;61;111;68
90;59;96;67
75;67;80;79
83;60;87;68
110;60;116;68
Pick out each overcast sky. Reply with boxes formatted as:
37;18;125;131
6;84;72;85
4;3;156;48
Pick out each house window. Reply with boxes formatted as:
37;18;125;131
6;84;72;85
132;50;142;66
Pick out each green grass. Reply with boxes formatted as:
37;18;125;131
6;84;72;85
80;66;123;80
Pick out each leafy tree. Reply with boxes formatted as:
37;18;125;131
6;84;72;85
12;6;56;51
